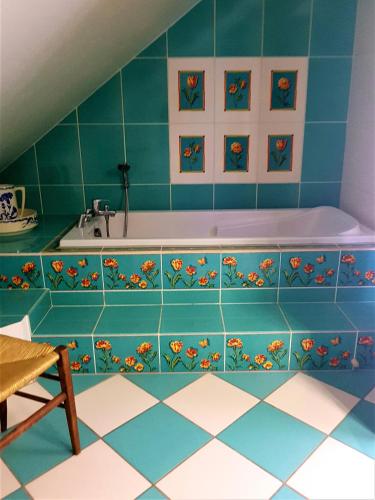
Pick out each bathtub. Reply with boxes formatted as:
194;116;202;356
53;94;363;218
59;206;375;248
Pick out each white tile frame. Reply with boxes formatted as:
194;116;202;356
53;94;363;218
260;57;308;123
168;58;215;124
215;58;261;124
169;123;215;184
214;123;258;183
257;122;304;184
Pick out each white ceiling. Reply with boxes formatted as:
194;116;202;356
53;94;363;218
0;0;197;168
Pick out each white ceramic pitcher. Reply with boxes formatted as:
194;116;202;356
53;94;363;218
0;185;26;221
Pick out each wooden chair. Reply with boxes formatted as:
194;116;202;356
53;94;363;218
0;334;80;454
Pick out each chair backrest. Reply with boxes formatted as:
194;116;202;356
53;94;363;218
0;315;31;341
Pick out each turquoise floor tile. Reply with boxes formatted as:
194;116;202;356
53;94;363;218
280;303;354;332
216;372;295;399
34;306;102;336
104;403;210;482
338;302;375;331
218;402;324;480
137;487;166;500
167;0;214;57
222;304;289;332
160;305;223;334
309;371;375;398
332;400;375;459
94;306;160;334
127;373;202;400
272;485;304;500
3;489;31;500
39;374;109;396
0;289;46;316
1;411;97;484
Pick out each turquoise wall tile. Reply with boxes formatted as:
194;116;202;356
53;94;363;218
102;254;161;290
225;333;290;371
160;334;224;372
214;184;256;209
356;333;375;369
306;58;352;121
338;250;375;286
36;126;81;184
51;291;104;305
93;335;159;373
0;147;38;185
338;302;375;331
302;124;347;182
23;186;42;213
215;0;262;56
221;289;278;303
222;303;289;332
281;302;354;332
129;185;170;210
0;255;43;289
78;73;122;123
105;290;162;305
257;184;299;209
94;305;160;335
336;287;375;302
126;125;169;183
172;184;213;210
42;255;103;291
290;332;356;370
138;34;167;57
162;253;220;289
122;59;168;123
29;292;51;330
34;306;102;336
0;289;46;315
168;0;214;57
41;186;84;214
279;287;335;302
84;184;123;211
221;252;279;288
80;125;125;184
34;336;95;373
163;290;220;304
263;0;311;56
310;0;357;56
160;304;223;334
299;182;341;208
280;251;339;287
60;110;77;124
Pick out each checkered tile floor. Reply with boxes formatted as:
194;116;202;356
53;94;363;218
1;371;374;500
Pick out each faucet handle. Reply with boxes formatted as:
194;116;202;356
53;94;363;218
92;199;109;213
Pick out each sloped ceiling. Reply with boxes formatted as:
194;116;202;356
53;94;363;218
0;0;198;168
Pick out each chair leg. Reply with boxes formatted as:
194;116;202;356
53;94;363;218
0;400;7;432
56;346;81;455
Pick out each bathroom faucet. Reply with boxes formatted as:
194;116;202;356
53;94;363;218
77;199;115;237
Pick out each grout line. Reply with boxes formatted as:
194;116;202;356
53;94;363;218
219;303;226;369
307;0;314;57
157;306;163;371
260;0;265;56
91;307;105;373
334;249;342;302
213;0;216;57
33;144;44;215
76;110;87;211
277;303;294;370
276;252;282;303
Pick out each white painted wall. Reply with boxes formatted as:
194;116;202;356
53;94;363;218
0;0;197;167
340;0;375;229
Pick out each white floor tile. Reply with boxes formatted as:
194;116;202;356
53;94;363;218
6;381;52;428
0;458;21;498
364;386;375;404
156;439;281;499
75;375;158;436
265;372;359;433
25;440;150;500
163;374;259;435
288;437;375;500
